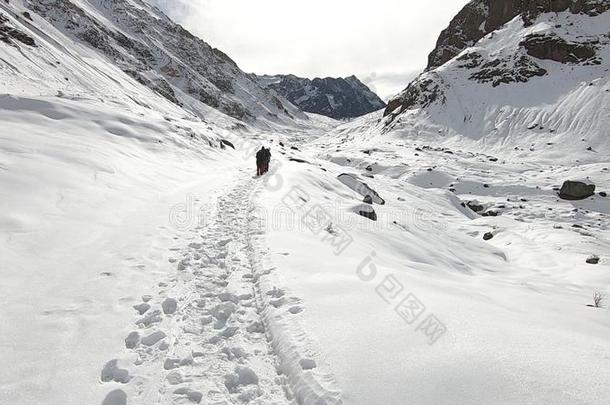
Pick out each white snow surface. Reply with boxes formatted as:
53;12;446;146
1;2;610;405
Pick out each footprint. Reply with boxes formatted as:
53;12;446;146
136;309;162;327
218;292;239;304
288;306;303;315
299;358;317;370
266;288;285;298
101;389;127;405
211;302;237;322
224;366;259;392
221;346;248;360
101;359;131;383
269;297;286;308
164;358;180;370
219;326;239;338
141;331;167;346
166;370;183;385
124;331;140;349
173;387;203;403
133;303;150;315
246;321;264;334
162;298;178;314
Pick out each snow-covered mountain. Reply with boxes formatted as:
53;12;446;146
255;74;386;119
1;0;303;122
384;0;610;158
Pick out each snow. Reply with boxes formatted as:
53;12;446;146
1;1;610;404
264;119;610;404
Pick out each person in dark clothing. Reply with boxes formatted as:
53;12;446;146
261;147;271;174
256;147;272;176
256;147;264;176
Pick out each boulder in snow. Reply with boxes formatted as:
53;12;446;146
559;181;595;200
338;173;385;205
354;204;377;221
220;139;235;149
586;255;600;265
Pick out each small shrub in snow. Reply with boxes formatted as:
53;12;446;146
592;292;604;308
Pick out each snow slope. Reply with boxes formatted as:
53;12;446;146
260;113;610;404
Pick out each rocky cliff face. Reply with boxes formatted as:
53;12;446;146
23;0;300;122
426;0;610;70
385;0;610;118
255;74;386;119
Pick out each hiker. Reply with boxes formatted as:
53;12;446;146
261;147;271;174
256;147;264;176
255;146;272;176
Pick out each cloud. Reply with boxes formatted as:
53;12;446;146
148;0;468;98
360;70;421;101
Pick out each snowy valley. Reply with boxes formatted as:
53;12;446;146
1;1;609;405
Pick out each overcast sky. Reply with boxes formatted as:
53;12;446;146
149;0;469;100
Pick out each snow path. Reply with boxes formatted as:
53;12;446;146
98;164;342;404
98;168;288;404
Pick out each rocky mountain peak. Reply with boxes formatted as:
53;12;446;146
254;74;386;120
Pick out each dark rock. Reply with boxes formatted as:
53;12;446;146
357;208;377;221
0;14;36;46
466;201;484;213
469;55;547;87
483;232;494;241
559;181;596;200
599;192;607;197
522;33;597;64
363;195;373;205
586;255;600;265
289;158;308;164
220;139;235;149
383;76;444;117
338;173;385;205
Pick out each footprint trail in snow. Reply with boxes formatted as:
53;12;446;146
100;170;294;404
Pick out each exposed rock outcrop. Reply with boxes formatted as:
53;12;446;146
521;33;599;64
0;13;36;46
427;0;610;70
